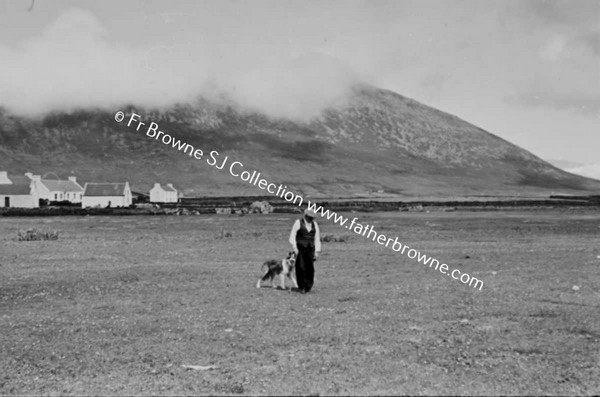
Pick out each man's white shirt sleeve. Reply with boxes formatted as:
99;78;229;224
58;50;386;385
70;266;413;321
314;221;321;252
289;219;300;251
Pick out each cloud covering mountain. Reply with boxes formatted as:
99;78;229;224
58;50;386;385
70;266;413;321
0;7;357;121
0;1;597;163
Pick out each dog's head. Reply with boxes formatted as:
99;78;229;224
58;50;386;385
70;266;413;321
287;251;297;265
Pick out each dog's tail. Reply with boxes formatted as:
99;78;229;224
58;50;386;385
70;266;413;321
256;262;270;288
259;261;270;277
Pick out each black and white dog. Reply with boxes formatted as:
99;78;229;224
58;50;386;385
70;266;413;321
256;251;298;291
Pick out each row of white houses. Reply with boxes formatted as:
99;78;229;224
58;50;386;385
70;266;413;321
0;171;179;208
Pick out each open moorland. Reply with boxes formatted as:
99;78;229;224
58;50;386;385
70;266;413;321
1;209;600;395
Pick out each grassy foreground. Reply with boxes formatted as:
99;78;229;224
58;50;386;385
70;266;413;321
1;210;600;395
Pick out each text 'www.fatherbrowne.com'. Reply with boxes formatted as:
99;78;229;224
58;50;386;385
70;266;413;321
304;202;483;290
115;110;484;291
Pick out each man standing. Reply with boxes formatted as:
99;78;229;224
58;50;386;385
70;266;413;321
289;208;321;293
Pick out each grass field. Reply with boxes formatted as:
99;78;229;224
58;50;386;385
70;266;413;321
1;210;600;395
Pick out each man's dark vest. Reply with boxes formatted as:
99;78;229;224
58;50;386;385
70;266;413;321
296;218;316;250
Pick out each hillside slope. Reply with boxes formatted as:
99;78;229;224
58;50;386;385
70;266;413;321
567;164;600;181
0;84;598;198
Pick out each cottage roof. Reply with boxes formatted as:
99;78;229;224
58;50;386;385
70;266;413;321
42;179;84;192
0;184;31;195
84;183;128;197
162;185;176;192
7;175;30;185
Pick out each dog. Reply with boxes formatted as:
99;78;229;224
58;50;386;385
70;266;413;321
256;251;298;291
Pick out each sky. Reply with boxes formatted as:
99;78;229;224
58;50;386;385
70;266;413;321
0;0;598;164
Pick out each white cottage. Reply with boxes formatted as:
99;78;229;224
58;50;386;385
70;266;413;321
82;182;132;208
25;173;85;203
149;183;178;203
0;182;40;208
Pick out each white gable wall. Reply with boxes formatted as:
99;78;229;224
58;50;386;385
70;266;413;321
150;187;165;203
35;181;51;200
123;183;132;206
150;184;178;203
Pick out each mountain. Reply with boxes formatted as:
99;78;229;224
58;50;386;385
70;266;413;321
1;84;599;198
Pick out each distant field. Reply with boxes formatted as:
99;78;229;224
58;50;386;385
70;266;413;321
1;210;600;395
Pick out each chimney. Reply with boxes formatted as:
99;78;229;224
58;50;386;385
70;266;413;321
0;171;11;184
167;183;175;189
24;173;41;182
68;176;77;184
154;183;161;189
